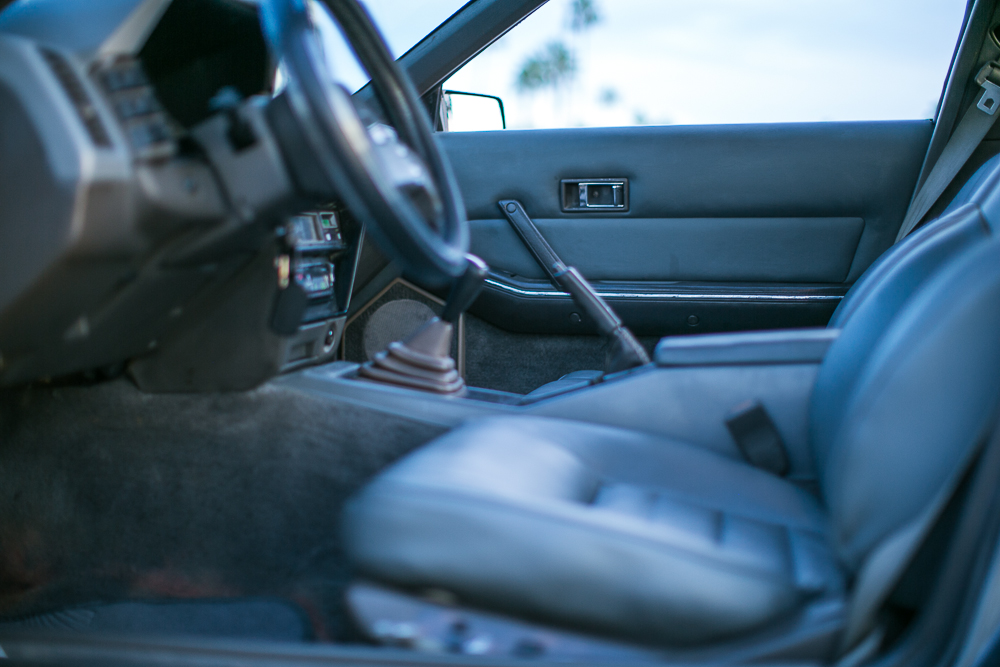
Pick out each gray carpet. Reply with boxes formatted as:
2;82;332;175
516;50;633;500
0;377;447;640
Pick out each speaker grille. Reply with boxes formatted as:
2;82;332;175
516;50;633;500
343;279;463;373
363;299;436;360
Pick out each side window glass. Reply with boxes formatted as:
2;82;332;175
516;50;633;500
442;0;968;130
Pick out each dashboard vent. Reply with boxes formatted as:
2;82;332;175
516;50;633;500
39;48;111;148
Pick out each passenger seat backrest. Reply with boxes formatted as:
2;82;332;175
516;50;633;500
830;153;1000;328
810;236;1000;570
811;205;990;469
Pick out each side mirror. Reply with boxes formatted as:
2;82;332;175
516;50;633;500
440;90;506;131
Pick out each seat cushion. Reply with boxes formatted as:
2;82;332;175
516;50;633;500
343;417;845;646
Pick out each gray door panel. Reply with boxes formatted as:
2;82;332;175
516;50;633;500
470;216;864;283
441;120;931;339
343;121;934;393
441;120;931;285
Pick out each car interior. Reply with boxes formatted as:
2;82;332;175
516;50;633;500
0;1;1000;667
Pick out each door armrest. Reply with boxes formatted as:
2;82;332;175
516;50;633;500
655;328;840;367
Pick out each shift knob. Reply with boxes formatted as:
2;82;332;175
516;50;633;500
441;254;489;323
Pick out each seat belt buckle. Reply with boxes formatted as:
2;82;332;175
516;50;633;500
975;63;1000;115
725;400;790;477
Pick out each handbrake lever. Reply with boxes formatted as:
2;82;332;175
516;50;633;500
498;200;650;374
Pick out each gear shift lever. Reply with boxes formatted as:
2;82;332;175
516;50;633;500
442;255;489;323
358;255;488;395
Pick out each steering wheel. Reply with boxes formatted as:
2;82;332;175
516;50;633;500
260;0;469;286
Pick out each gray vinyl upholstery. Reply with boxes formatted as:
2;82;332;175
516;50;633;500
343;164;1000;648
829;153;1000;328
654;328;839;367
814;237;1000;568
344;417;841;645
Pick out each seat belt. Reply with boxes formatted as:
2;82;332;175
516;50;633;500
895;62;1000;243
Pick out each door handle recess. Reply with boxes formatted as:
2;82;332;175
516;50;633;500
561;178;629;211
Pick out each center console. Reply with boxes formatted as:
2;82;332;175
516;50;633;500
279;327;837;482
274;209;363;373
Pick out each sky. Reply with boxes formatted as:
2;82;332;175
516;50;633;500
331;0;969;129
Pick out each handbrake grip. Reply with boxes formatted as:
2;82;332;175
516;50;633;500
498;200;650;373
499;200;564;280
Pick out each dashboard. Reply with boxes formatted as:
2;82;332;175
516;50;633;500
0;0;366;391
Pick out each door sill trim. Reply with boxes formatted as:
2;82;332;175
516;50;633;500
484;274;847;303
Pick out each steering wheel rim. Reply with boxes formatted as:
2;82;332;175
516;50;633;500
260;0;469;286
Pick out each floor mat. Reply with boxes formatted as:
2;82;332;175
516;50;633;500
0;377;447;640
0;598;311;641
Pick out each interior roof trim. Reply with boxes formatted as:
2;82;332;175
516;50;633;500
484;276;846;303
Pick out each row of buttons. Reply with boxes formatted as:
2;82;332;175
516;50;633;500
96;59;175;161
287;212;346;250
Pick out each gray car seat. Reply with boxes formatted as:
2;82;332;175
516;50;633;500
828;152;1000;327
343;213;1000;653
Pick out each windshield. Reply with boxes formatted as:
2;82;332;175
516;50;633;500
314;0;473;92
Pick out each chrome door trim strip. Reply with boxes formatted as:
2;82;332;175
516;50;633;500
484;277;845;303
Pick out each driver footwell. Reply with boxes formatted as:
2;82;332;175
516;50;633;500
0;378;447;640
